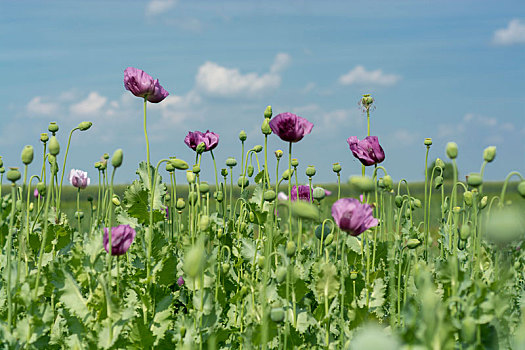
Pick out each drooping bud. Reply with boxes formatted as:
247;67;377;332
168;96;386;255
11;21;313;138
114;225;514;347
315;223;333;240
281;169;293;180
467;173;482;187
176;198;186;210
479;196;488;209
170;158;189;170
239;130;247;142
111;149;123;168
192;164;200;174
324;233;334;245
291;158;299;167
0;167;4;174
464;191;473;206
306;165;316;177
261;118;272;135
112;196;121;206
21;145;34;165
166;162;175;172
215;191;224;202
406;238;422;249
383;175;393;191
78;121;93;131
434;176;443;189
424;138;432;146
196;142;206;154
103;153;109;160
460;223;471;240
435;158;445;169
264;105;273;119
237;176;249;187
253;145;263;153
349;176;375;193
48;136;60;156
186;170;196;184
517;181;525;198
40;133;49;143
264;190;276;202
226;157;237;167
286;241;296;257
6;167;21;183
312;187;326;201
48;122;59;134
36;182;46;196
412;198;422;208
395;195;403;208
483;146;496;163
446;142;458;159
332;163;342;173
274;150;283;159
247;164;254;177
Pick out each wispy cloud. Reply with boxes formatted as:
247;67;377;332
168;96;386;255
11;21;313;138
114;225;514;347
291;104;362;131
437;113;514;142
195;53;291;97
493;19;525;46
70;92;107;116
338;65;401;87
26;97;59;116
146;0;177;17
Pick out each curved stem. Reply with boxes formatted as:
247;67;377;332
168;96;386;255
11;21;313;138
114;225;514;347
500;171;524;205
57;127;80;214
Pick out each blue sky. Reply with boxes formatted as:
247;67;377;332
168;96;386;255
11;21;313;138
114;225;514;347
0;0;523;185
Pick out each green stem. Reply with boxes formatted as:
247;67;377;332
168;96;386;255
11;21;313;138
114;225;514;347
6;184;16;330
500;171;524;205
423;145;430;262
57;127;80;214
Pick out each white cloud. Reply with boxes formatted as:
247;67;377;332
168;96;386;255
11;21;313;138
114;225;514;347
338;65;401;87
292;104;362;131
146;0;177;17
391;129;418;147
26;97;59;116
493;19;525;45
70;92;107;116
195;53;290;97
437;113;517;142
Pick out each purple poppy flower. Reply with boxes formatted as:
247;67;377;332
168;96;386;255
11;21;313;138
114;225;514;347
124;67;169;103
184;130;219;152
290;185;312;202
103;224;137;256
269;112;314;143
347;136;385;166
331;198;378;236
34;188;40;198
69;169;90;189
177;276;185;287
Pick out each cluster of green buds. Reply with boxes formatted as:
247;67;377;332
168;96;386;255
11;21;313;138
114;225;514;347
381;175;393;192
261;105;272;135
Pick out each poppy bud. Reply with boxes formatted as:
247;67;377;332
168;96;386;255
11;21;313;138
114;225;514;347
291;158;299;167
350;271;358;280
221;168;228;177
192;164;200;174
29;202;34;212
111;149;123;168
215;190;224;202
226;157;237;167
253;145;263;153
286;241;296;257
349;176;374;193
94;162;101;169
112;196;120;206
332;163;342;173
188;192;198;205
239;130;247;142
395;195;403;208
434;176;443;189
467;173;482;187
36;182;46;196
184;243;205;278
264;105;272;119
281;169;293;180
199;182;210;194
462;317;476;343
276;267;287;283
186;171;195;184
48;136;60;156
238;176;249;187
452;206;461;214
479;196;488;209
446;142;458;159
199;215;210;231
291;201;319;221
170;158;189;170
247;165;254;177
257;256;265;268
103;153;109;160
196;142;206;154
406;238;422;249
264;190;276;202
0;167;4;174
261;118;272;135
176;198;186;210
7;167;21;183
165;162;175;172
517;181;525;198
75;211;84;219
435;158;445;169
324;233;334;245
165;193;170;202
78;121;92;131
460;223;471;240
270;307;285;323
483;146;496;163
424;138;432;146
312;187;326;201
464;191;473;206
48;122;59;133
274;150;283;159
383;175;393;191
220;262;230;273
412;198;422;208
315;223;333;240
21;145;34;165
40;133;49;143
306;165;316;177
361;94;374;109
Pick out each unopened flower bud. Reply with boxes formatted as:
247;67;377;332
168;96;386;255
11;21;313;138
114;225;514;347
264;105;272;119
435;158;445;169
313;187;326;201
36;182;46;196
186;171;196;184
169;158;189;170
452;206;461;214
78;121;92;131
247;164;254;177
349;176;374;193
199;182;210;194
192;164;200;174
0;167;4;174
406;238;422;249
286;241;296;257
48;122;59;133
424;138;432;146
253;145;263;153
446;142;458;159
199;215;210;231
350;271;358;280
40;133;49;143
270;307;285;323
412;198;422;208
87;195;93;202
517;181;525;199
483;146;496;163
166;162;175;172
467;173;482;187
383;175;393;191
215;191;224;202
75;211;84;219
176;198;186;210
103;153;109;160
464;191;473;206
479;196;488;209
21;145;34;165
111;149;123;168
332;163;342;173
275;150;283;159
264;190;276;202
324;233;334;245
281;169;293;180
460;223;471;240
184;243;205;278
434;176;443;189
291;158;299;167
6;167;21;183
48;136;60;156
238;176;249;187
261;118;272;135
226;157;237;167
395;195;403;208
221;168;228;177
196;142;206;154
306;165;316;177
112;196;120;206
239;130;247;142
29;202;34;212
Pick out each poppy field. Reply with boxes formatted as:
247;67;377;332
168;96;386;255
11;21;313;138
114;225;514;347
0;67;525;349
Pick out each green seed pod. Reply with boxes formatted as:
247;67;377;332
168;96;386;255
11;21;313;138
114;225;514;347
221;168;228;177
112;196;120;206
466;173;482;187
103;153;109;160
199;215;210;231
169;158;189;170
270;307;285;323
261;118;272;135
199;182;210;194
247;165;254;177
424;138;432;146
264;190;276;202
464;191;473;207
48;135;60;156
483;146;496;163
192;164;201;174
237;176;249;187
15;199;22;211
226;157;237;167
306;165;316;177
176;198;186;210
350;271;358;280
406;238;422;249
446;142;458;159
518;181;525;199
184;243;205;278
383;175;393;191
349;176;374;193
165;162;175;172
479;195;488;209
281;169;293;180
40;133;49;143
221;263;230;274
276;267;287;283
395;195;403;208
48;122;59;133
291;158;299;167
21;145;34;165
188;192;198;206
412;199;422;208
239;130;247;142
75;211;84;219
274;150;283;159
361;94;374;109
6;167;21;183
264;105;272;119
257;256;265;268
36;182;46;196
215;191;224;202
253;145;263;153
324;233;334;246
78;121;92;131
186;171;196;184
460;223;471;240
111;148;123;168
434;176;443;189
249;211;255;223
286;241;296;257
332;163;342;173
312;187;326;201
435;158;445;169
315;223;333;240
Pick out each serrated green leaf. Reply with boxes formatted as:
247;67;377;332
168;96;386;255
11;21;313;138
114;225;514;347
136;161;166;210
59;272;90;321
314;263;340;302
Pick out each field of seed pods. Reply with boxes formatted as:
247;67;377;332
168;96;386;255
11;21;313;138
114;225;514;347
0;67;524;349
